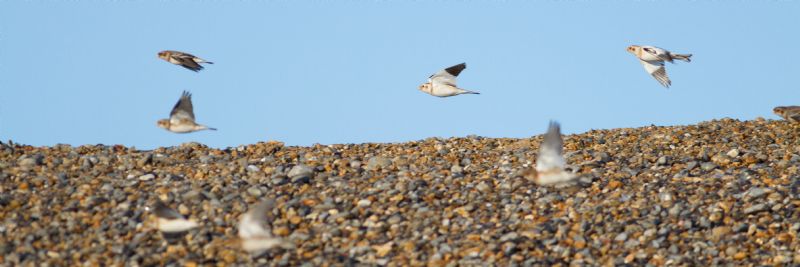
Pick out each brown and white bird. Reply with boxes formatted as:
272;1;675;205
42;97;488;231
150;201;199;234
774;106;800;123
418;63;479;97
157;50;213;72
157;91;216;133
626;45;692;88
238;199;294;254
524;121;578;185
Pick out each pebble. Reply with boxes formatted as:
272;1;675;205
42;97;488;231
247;187;262;197
744;204;767;214
366;156;392;171
246;165;260;172
138;173;155;181
1;119;798;266
357;199;372;207
287;165;313;179
700;162;717;171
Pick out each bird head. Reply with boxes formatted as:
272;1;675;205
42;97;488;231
773;107;787;116
157;51;170;60
418;83;432;94
626;45;640;55
157;119;170;129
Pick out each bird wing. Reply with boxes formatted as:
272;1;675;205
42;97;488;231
169;91;196;124
642;46;673;62
640;60;671;88
536;121;567;172
430;63;466;87
239;199;276;239
153;201;184;220
171;52;203;71
789;113;800;122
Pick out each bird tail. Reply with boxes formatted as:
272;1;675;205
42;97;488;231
195;58;213;64
673;53;692;62
459;88;480;95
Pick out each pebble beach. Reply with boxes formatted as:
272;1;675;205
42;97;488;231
2;117;800;266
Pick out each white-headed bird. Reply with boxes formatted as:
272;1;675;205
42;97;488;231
626;45;691;88
157;50;213;72
238;199;294;254
524;121;578;185
157;91;216;133
419;63;479;97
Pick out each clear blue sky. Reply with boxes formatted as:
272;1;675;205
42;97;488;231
1;1;798;149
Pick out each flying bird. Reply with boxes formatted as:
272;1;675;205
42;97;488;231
238;199;294;254
774;106;800;123
524;121;578;185
150;201;199;235
157;91;217;133
626;45;692;88
418;63;480;97
157;50;213;72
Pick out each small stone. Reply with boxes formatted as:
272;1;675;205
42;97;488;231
656;156;669;165
246;165;260;172
608;180;622;190
726;149;740;158
271;175;288;185
357;199;372;207
475;182;490;193
659;192;673;203
614;232;628;242
700;162;717;171
178;204;190;215
387;215;403;224
273;227;290;236
710;226;730;242
366;156;392;171
18;156;42;169
138;173;155;181
291;175;311;184
744;204;767;214
450;165;463;175
686;161;699;170
499;232;519;243
287;165;314;179
733;252;747;260
247;187;262;197
350;160;362;169
744;187;769;200
725;247;737;257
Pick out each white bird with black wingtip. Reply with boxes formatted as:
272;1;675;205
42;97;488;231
418;63;480;97
626;45;692;88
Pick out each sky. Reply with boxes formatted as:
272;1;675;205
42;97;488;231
1;1;798;149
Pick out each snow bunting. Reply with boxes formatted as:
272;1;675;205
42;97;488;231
239;199;294;254
419;63;479;97
150;201;198;237
626;45;692;88
157;91;217;133
157;50;213;72
524;121;578;185
773;106;800;123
